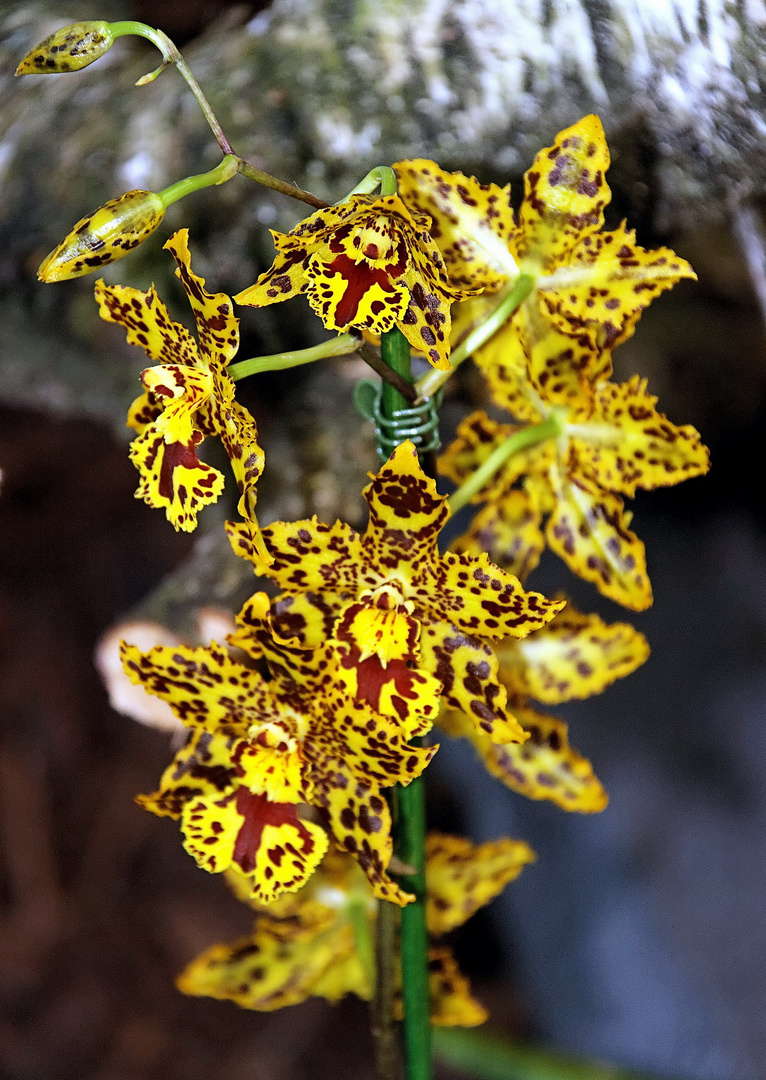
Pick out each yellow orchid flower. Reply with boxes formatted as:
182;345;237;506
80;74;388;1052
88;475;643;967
226;440;565;747
439;603;649;813
440;365;709;610
495;603;650;705
395;116;695;412
96;229;266;549
122;589;439;906
234;194;479;370
440;703;609;813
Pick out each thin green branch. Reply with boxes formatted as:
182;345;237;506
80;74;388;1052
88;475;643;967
157;155;238;207
447;413;563;516
110;21;235;154
432;1029;660;1080
109;21;329;210
229;333;358;381
415;273;536;402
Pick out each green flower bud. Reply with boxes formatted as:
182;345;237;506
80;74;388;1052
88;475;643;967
38;190;165;282
15;21;114;75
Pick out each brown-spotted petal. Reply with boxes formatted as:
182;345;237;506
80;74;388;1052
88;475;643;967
516;114;611;273
497;603;650;704
394;159;517;291
425;832;535;935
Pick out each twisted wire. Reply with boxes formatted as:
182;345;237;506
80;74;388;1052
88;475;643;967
356;381;441;460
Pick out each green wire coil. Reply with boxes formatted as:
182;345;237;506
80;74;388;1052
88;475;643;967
354;379;442;461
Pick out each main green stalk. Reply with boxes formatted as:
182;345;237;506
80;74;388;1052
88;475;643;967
394;770;431;1080
381;326;414;417
376;325;432;1080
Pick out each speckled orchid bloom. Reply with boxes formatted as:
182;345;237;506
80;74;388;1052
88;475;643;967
395;115;695;412
234;194;477;370
226;441;565;747
122;591;439;906
176;834;534;1021
439;371;709;610
441;604;649;812
96;229;265;545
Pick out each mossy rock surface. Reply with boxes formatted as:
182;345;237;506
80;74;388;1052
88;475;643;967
2;0;766;429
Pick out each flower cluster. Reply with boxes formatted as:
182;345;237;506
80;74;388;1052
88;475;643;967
124;442;562;908
394;116;709;608
24;26;710;1033
177;834;535;1022
124;584;437;906
109;118;706;1022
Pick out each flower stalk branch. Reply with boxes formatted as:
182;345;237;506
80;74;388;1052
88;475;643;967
229;332;359;381
357;342;418;403
109;21;329;210
373;893;400;1080
348;899;377;993
447;413;564;516
110;20;234;153
415;273;536;402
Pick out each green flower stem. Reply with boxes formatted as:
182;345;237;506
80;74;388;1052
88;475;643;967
432;1029;658;1080
380;326;415;417
157;155;239;207
447;413;564;517
229;332;359;381
347;166;399;198
109;21;329;211
374;327;432;1080
415;273;536;402
394;771;431;1080
109;21;235;154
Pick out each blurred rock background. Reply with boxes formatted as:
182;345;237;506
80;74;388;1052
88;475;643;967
2;1;766;1078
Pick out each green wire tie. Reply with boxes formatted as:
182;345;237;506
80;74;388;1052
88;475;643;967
354;380;442;461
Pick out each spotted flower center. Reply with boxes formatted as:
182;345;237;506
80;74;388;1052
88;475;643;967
348;216;402;266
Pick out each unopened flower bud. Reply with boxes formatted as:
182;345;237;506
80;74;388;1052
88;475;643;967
38;190;165;282
15;21;115;75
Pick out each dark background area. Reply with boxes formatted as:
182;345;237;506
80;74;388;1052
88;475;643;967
2;2;766;1079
